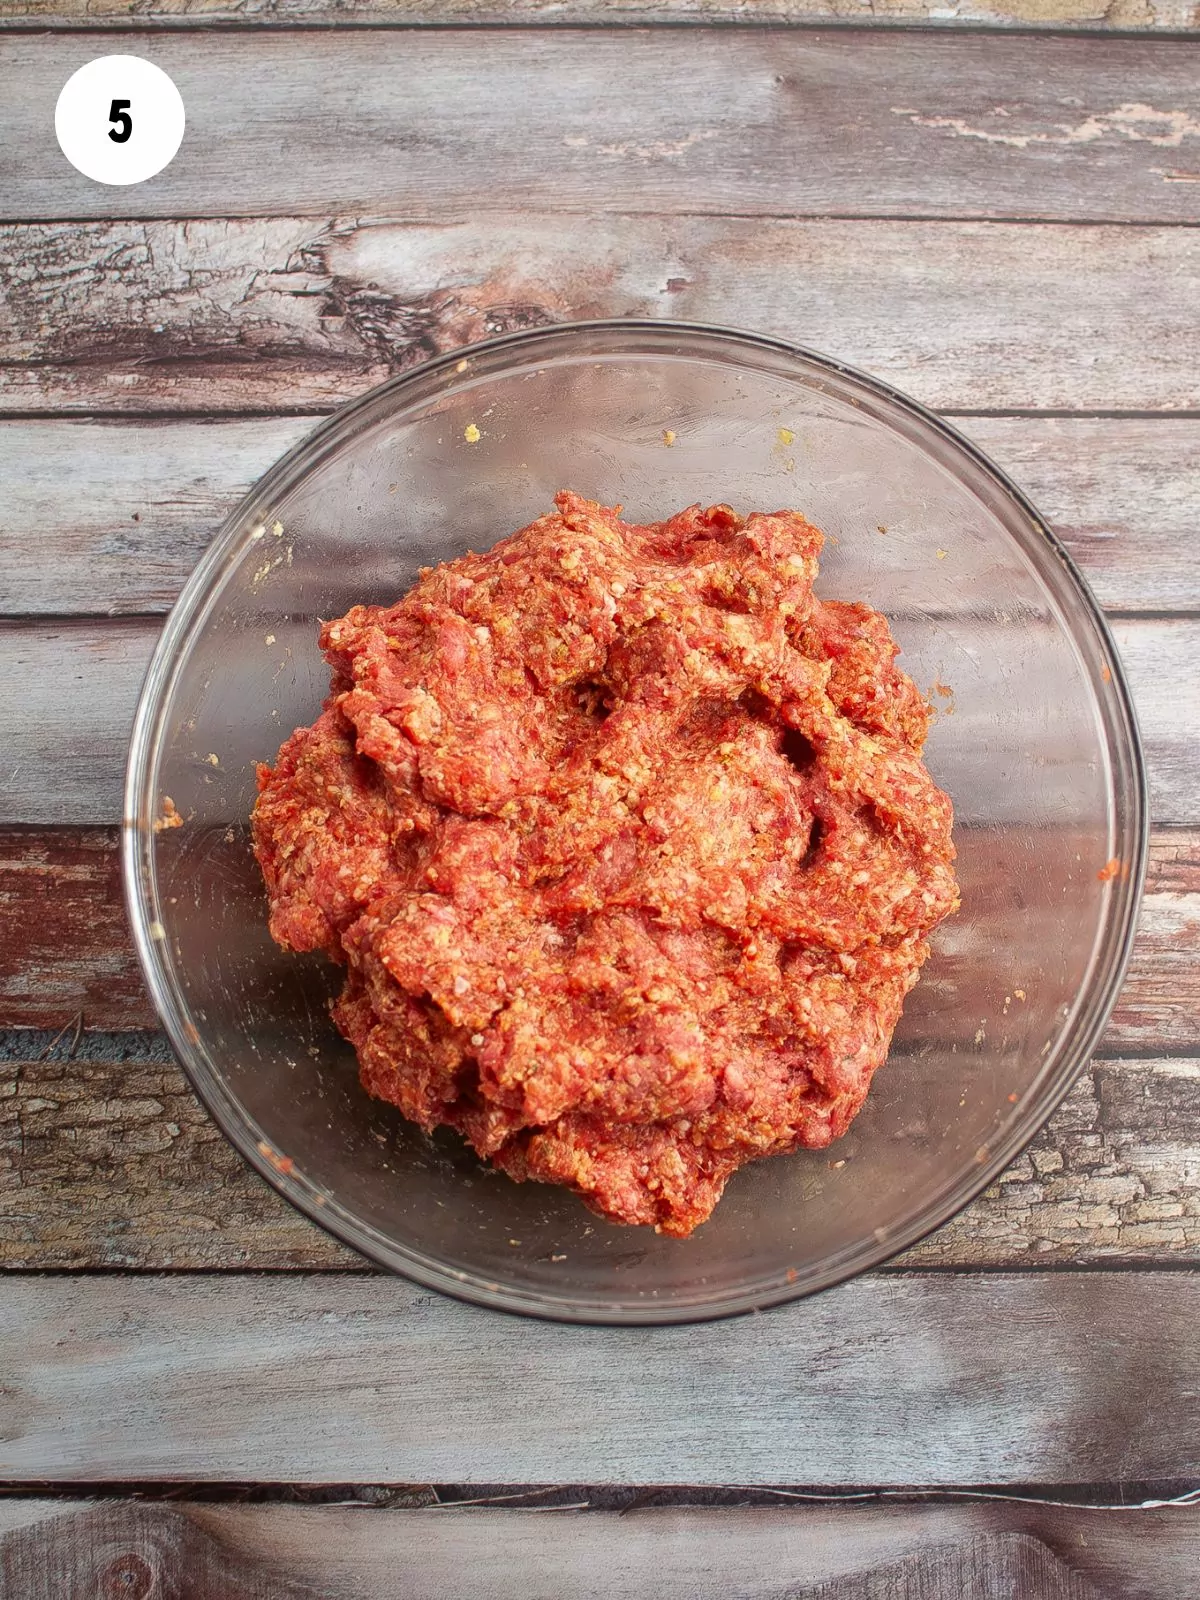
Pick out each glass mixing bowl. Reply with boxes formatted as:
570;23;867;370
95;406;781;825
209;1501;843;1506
124;321;1146;1323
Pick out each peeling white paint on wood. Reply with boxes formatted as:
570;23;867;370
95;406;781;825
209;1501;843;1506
890;99;1200;150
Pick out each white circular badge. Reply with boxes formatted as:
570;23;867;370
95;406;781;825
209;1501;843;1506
55;56;185;186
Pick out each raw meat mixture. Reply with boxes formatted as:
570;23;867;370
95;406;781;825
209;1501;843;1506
253;492;959;1236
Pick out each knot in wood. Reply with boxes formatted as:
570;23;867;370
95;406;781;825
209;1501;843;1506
101;1550;156;1600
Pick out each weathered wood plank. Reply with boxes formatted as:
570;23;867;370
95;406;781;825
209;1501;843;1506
5;415;1200;617
4;825;1194;1044
4;1042;1199;1271
137;1503;1200;1600
0;620;151;826
4;1501;1200;1600
0;828;155;1030
1109;830;1200;1053
0;1037;356;1269
4;35;1200;225
2;0;1196;31
2;1271;1198;1483
1108;617;1200;827
0;419;306;616
1;614;1193;824
904;1058;1200;1266
5;218;1200;416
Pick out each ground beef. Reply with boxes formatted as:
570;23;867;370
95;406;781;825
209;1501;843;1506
253;492;959;1236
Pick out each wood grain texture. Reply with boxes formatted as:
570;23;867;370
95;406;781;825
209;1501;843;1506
0;1501;315;1600
3;1501;1200;1600
4;826;1195;1044
4;35;1200;225
4;1042;1200;1270
2;817;1198;1276
0;1506;1156;1600
5;415;1200;616
2;1271;1199;1483
5;218;1200;417
1107;617;1200;827
2;0;1197;31
1;614;1195;824
0;419;306;616
0;1037;356;1269
0;620;150;825
0;829;155;1030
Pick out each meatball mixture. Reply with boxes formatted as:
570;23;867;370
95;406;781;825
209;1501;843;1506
253;492;958;1235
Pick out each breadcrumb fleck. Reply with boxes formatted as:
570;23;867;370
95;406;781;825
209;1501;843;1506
153;795;183;833
464;423;481;444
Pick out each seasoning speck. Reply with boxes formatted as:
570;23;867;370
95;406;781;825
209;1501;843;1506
464;423;481;443
257;1139;295;1176
777;427;794;446
1097;857;1121;882
662;429;676;446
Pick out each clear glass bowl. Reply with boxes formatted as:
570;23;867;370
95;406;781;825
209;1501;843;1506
124;321;1146;1324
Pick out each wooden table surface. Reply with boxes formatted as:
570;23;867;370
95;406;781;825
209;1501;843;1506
2;4;1200;1596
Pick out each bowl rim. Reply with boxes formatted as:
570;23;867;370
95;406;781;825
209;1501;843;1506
123;316;1149;1324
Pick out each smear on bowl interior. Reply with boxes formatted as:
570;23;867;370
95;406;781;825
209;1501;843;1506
252;491;959;1236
